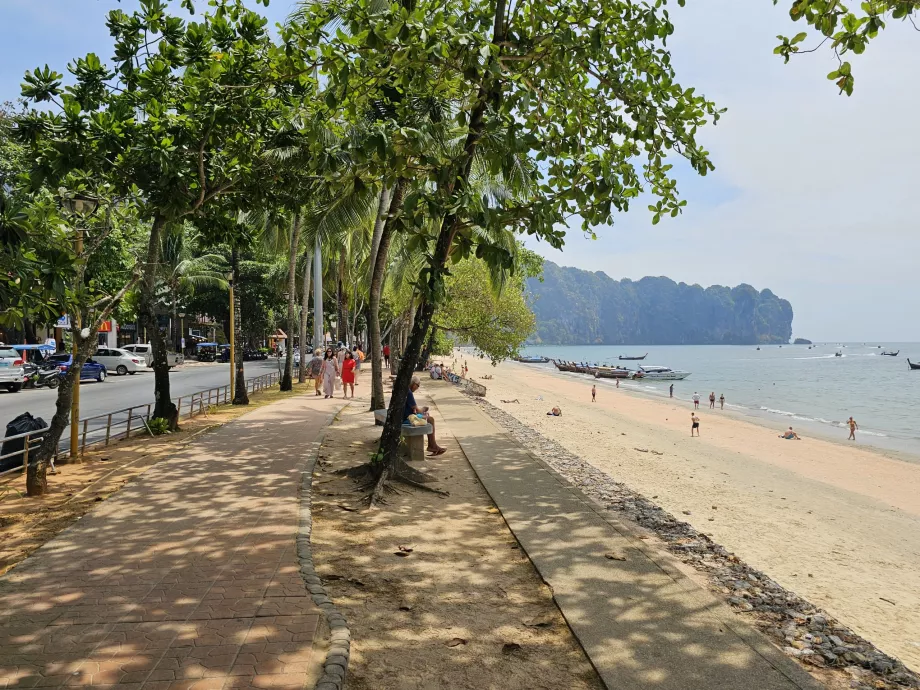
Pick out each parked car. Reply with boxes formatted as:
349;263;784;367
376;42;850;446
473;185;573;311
92;348;146;376
47;354;107;382
0;348;25;393
122;343;184;367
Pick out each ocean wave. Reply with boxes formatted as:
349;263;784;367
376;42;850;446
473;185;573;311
760;406;797;417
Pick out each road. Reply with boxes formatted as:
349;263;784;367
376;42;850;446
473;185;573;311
0;359;282;430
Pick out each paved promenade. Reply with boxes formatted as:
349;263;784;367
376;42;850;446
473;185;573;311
431;383;824;690
0;396;335;690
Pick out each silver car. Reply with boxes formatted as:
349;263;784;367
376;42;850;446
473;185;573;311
0;348;25;393
93;348;146;376
122;343;184;367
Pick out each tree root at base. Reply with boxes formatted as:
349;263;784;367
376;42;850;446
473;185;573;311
338;457;449;507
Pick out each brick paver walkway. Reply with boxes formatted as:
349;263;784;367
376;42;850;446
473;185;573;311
0;396;337;689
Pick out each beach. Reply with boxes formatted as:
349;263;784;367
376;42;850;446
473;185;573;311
453;353;920;672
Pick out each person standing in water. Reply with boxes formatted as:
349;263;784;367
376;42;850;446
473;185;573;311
709;392;716;409
669;383;674;398
591;384;596;402
719;394;725;410
847;416;859;440
691;412;700;437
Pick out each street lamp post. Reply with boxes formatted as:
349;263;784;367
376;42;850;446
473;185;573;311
59;192;99;461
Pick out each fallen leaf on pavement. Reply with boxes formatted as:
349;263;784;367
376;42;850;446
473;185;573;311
605;553;627;561
446;638;468;647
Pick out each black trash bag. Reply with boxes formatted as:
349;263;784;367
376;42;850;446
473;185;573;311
0;412;48;474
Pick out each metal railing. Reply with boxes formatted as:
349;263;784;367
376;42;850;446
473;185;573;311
0;371;282;479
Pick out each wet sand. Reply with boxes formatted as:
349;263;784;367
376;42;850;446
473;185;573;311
453;353;920;671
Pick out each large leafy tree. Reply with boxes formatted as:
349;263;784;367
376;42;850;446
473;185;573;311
773;0;918;94
16;0;312;426
293;0;722;498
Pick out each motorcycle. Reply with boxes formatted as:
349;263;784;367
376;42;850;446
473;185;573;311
23;362;63;390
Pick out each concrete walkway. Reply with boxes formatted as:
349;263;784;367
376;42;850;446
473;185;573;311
431;384;823;690
0;395;337;690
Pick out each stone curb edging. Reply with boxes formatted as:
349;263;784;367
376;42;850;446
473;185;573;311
297;428;351;690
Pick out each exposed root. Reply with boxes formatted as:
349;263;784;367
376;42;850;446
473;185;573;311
368;456;445;508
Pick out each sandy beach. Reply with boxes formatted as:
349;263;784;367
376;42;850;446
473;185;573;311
453;352;920;671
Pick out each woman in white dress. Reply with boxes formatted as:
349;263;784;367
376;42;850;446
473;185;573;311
321;348;339;398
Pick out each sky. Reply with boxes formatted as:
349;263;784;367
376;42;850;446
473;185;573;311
1;0;918;341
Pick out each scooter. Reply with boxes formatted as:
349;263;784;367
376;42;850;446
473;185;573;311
23;363;62;390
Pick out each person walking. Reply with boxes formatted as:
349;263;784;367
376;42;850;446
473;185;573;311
308;348;324;396
591;384;596;402
383;344;390;369
615;378;619;389
692;392;700;409
321;348;339;399
847;416;859;441
669;383;674;398
691;412;701;437
341;350;356;399
719;393;725;410
709;392;716;409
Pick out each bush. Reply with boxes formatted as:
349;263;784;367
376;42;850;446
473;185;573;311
146;417;170;436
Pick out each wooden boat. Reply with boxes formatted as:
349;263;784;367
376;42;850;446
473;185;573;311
909;359;920;371
552;360;578;373
593;366;631;379
618;353;648;361
880;350;899;357
574;364;590;374
515;356;549;363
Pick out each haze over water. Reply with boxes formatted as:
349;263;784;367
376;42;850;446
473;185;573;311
519;343;920;457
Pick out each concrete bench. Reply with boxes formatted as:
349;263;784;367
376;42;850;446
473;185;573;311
373;409;432;462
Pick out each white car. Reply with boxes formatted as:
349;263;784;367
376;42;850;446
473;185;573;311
0;348;25;392
122;343;184;367
93;348;146;376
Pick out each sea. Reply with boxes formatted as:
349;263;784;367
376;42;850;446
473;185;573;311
516;343;920;458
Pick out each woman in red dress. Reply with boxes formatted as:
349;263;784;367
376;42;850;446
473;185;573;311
340;350;357;399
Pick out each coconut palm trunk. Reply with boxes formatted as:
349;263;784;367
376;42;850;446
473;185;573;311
281;212;302;391
299;248;312;383
369;180;406;410
313;237;323;347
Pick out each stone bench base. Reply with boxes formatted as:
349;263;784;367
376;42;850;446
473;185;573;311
373;409;432;462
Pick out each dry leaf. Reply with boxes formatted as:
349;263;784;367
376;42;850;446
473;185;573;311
605;553;627;561
398;604;413;611
337;503;358;512
398;545;414;553
487;507;500;514
446;638;468;647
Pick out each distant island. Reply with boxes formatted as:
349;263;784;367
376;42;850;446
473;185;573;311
527;262;793;345
793;338;812;345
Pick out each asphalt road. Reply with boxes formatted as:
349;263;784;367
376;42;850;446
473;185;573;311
0;359;283;430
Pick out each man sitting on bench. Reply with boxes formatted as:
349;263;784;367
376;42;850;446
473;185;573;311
405;375;446;456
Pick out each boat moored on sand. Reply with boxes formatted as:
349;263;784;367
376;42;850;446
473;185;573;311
636;365;690;381
515;356;550;363
592;366;632;379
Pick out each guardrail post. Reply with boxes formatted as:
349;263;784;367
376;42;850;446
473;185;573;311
199;393;204;416
177;397;183;418
126;409;133;439
105;413;112;446
81;419;88;454
22;435;29;474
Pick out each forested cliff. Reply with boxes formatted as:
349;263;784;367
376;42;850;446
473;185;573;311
527;262;793;345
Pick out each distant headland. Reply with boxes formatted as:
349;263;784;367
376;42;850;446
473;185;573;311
526;262;793;346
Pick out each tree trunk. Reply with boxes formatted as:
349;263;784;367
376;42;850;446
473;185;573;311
232;247;249;405
138;216;177;427
313;237;324;348
369;179;406;411
336;254;346;345
368;186;390;277
281;212;302;391
299;247;312;383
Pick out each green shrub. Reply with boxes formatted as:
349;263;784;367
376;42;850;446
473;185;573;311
146;417;170;436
